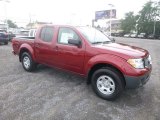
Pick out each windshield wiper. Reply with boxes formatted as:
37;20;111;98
92;41;111;44
92;41;103;44
103;41;111;44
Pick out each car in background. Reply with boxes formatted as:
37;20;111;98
124;33;131;37
0;29;16;41
147;34;160;39
130;33;138;38
28;29;36;37
148;34;155;39
20;30;29;36
0;32;9;45
8;31;16;41
0;29;7;33
115;32;125;37
137;33;147;39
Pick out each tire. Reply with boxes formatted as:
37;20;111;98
91;67;124;101
4;42;8;45
21;52;37;72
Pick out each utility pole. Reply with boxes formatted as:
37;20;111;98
0;0;10;31
108;4;114;36
153;1;160;37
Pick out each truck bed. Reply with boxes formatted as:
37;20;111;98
12;37;35;55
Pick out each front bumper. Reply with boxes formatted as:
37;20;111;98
125;70;151;89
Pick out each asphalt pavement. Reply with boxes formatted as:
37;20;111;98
0;38;160;120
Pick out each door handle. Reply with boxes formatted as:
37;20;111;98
72;48;78;52
55;46;58;51
35;43;40;48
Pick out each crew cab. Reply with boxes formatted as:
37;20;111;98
12;25;152;100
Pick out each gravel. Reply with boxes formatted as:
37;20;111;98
0;38;160;120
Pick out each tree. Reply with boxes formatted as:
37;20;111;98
121;12;137;33
7;20;18;28
121;1;160;35
137;1;160;35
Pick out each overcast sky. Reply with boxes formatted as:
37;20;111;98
0;0;152;27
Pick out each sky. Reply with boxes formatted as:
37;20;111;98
0;0;152;27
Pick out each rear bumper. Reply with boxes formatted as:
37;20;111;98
0;38;9;43
125;70;151;89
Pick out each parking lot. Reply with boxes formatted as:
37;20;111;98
0;38;160;120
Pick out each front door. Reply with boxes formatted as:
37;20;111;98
55;27;85;74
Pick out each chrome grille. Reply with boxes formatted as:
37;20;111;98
144;55;152;68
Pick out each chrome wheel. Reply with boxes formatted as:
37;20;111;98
97;75;115;95
23;56;30;69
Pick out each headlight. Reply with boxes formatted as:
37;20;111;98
127;58;144;69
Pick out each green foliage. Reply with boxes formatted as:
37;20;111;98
7;20;18;28
137;1;159;34
121;1;160;35
121;12;136;33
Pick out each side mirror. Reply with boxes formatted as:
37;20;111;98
68;39;81;47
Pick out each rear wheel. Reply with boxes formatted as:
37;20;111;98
4;42;8;45
91;67;124;101
21;52;37;72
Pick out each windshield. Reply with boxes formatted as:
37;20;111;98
77;27;111;44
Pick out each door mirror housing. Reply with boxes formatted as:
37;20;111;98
68;39;81;47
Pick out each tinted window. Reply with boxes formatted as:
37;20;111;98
40;27;54;42
58;28;79;44
40;28;46;40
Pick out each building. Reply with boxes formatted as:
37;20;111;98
26;21;52;29
0;21;8;30
106;19;123;33
94;19;123;35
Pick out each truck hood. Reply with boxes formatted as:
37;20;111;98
93;43;148;60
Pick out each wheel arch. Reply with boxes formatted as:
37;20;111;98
87;63;126;87
19;44;36;62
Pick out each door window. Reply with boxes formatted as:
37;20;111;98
58;28;80;44
40;27;54;42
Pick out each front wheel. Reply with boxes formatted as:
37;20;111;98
21;52;37;72
91;67;124;101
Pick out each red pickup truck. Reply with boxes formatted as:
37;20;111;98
12;25;152;100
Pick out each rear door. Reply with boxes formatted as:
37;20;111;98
35;26;56;64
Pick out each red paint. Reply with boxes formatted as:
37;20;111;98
12;25;151;78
